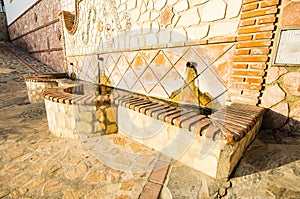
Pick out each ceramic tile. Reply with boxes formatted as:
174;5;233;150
182;48;208;75
132;80;147;95
123;66;139;89
193;43;234;66
109;66;122;86
195;69;227;99
116;55;130;75
141;50;159;64
163;47;189;65
104;55;116;76
150;83;169;99
149;51;173;80
210;45;235;87
131;53;148;78
123;51;137;64
173;56;187;78
117;78;129;90
160;68;184;97
139;67;159;93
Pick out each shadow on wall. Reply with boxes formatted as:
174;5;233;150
233;113;300;178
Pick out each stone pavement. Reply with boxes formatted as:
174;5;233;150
0;41;300;198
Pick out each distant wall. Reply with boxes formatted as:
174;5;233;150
3;0;38;25
6;0;64;72
0;12;9;41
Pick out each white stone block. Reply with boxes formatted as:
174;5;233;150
127;0;137;10
150;10;160;21
208;19;239;38
200;0;227;22
186;24;209;41
130;8;141;22
145;33;158;46
158;29;171;44
171;28;187;43
142;22;151;34
174;0;189;13
226;0;242;18
151;22;160;33
154;0;167;11
176;8;200;27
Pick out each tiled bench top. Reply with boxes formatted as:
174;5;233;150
25;73;68;82
43;85;265;144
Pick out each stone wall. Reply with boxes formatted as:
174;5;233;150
0;12;9;41
261;0;300;132
7;0;64;72
62;0;244;108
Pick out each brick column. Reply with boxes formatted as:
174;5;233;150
229;0;280;105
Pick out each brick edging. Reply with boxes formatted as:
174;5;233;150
139;154;172;199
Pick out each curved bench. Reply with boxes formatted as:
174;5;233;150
43;84;265;179
25;73;68;103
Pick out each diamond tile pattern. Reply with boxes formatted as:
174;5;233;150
77;45;231;108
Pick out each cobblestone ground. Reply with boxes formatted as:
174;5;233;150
1;41;300;198
0;42;154;198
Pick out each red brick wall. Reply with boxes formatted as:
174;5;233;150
7;0;65;72
229;0;280;105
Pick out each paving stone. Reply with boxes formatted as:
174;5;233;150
0;189;10;198
120;182;135;191
42;179;63;196
63;189;85;199
83;171;107;184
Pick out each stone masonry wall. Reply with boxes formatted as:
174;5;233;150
0;12;9;41
7;0;64;72
261;0;300;132
62;0;244;108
